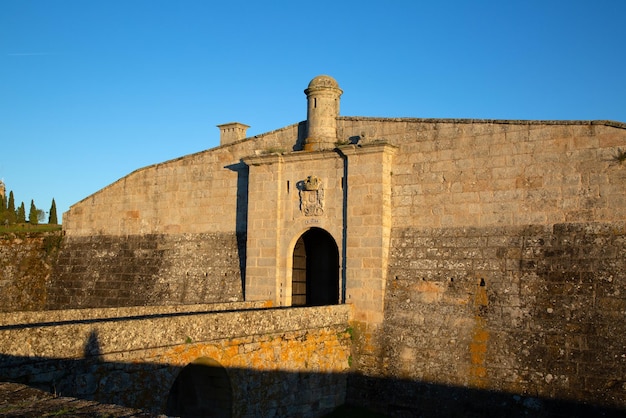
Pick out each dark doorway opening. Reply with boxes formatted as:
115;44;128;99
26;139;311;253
166;357;232;418
291;228;340;306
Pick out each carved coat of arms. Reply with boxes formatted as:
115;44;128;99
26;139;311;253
299;176;324;216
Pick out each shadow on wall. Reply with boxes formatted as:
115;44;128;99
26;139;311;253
224;161;249;299
0;324;346;418
1;349;625;417
293;121;308;151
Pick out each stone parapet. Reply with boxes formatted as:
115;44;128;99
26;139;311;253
0;304;352;416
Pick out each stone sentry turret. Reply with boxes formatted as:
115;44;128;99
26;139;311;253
303;75;343;151
216;76;341;150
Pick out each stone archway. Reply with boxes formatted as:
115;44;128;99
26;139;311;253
291;227;339;306
166;357;232;418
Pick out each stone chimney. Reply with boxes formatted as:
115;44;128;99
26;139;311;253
218;122;250;146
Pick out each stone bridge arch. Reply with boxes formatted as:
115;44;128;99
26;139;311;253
166;357;232;418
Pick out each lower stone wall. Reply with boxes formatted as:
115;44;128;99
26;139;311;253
46;232;245;309
153;328;350;417
0;232;62;312
351;222;626;415
0;304;352;417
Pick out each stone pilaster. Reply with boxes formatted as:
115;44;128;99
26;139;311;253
340;142;397;327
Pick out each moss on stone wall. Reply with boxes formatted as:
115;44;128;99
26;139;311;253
46;232;244;309
0;231;63;312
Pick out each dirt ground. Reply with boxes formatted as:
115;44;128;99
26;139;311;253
0;382;157;417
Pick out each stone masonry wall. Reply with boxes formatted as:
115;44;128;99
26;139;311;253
336;118;626;414
0;232;62;312
62;123;303;237
338;118;626;228
354;222;626;415
63;118;625;238
0;304;352;416
48;111;626;415
154;325;350;417
46;232;244;309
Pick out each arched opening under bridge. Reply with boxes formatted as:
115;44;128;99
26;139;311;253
166;357;232;418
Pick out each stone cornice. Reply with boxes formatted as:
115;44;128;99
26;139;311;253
242;141;398;167
338;116;626;129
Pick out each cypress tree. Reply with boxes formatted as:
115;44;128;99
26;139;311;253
7;191;16;224
48;198;58;224
29;200;38;225
17;201;26;224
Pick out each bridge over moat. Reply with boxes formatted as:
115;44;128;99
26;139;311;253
0;302;352;417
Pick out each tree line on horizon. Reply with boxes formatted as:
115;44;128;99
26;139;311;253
0;189;58;226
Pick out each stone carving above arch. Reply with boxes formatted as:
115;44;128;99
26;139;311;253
303;175;321;191
298;176;324;216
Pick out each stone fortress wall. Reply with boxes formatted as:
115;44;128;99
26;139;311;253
62;122;302;236
337;117;626;227
0;232;60;312
40;75;626;414
51;123;304;308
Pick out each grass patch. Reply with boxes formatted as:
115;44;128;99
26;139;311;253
47;407;75;416
261;146;287;155
0;223;62;236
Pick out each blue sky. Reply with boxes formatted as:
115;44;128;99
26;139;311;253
1;1;625;221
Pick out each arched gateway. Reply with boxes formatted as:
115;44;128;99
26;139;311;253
291;228;340;306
